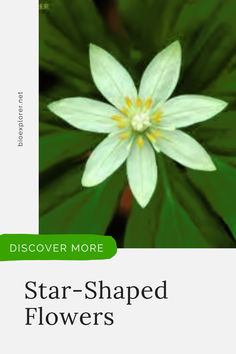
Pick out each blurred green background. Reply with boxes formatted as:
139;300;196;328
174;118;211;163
39;0;236;247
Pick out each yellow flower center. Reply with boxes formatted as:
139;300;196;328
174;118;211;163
111;96;163;146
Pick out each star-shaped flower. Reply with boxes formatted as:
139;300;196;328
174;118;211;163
48;41;227;208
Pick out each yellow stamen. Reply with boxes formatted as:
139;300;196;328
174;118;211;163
121;107;129;115
146;132;156;143
135;97;142;108
111;115;123;122
144;97;153;109
111;115;127;128
118;121;126;128
152;110;163;123
136;136;144;148
125;96;133;108
120;132;130;140
153;129;163;138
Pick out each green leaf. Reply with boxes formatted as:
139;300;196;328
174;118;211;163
124;156;235;247
118;0;236;101
40;163;84;216
187;155;236;238
40;130;103;173
124;185;163;248
40;0;236;248
40;170;125;234
189;112;236;155
161;158;235;247
154;196;211;248
117;0;185;50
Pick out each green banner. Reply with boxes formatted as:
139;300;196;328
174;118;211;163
0;234;117;261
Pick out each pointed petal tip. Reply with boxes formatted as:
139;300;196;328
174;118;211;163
81;175;95;188
211;97;228;111
203;166;217;172
47;101;58;113
169;40;181;53
89;43;101;58
89;43;97;51
207;161;217;172
220;100;228;110
172;39;181;46
207;96;228;115
81;171;92;187
191;159;216;172
89;43;105;56
135;187;157;208
134;187;156;208
81;177;88;188
137;197;150;208
47;102;53;111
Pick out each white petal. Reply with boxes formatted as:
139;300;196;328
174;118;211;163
139;41;181;104
48;97;120;133
82;131;132;187
89;44;137;110
153;130;216;171
127;138;157;208
154;122;175;131
162;95;228;128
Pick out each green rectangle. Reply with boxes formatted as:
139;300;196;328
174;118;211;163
0;234;117;261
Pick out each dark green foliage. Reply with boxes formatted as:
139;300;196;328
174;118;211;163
40;0;236;247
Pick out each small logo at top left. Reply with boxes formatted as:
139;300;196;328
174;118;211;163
39;2;50;12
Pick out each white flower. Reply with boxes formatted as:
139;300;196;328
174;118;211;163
48;41;227;208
